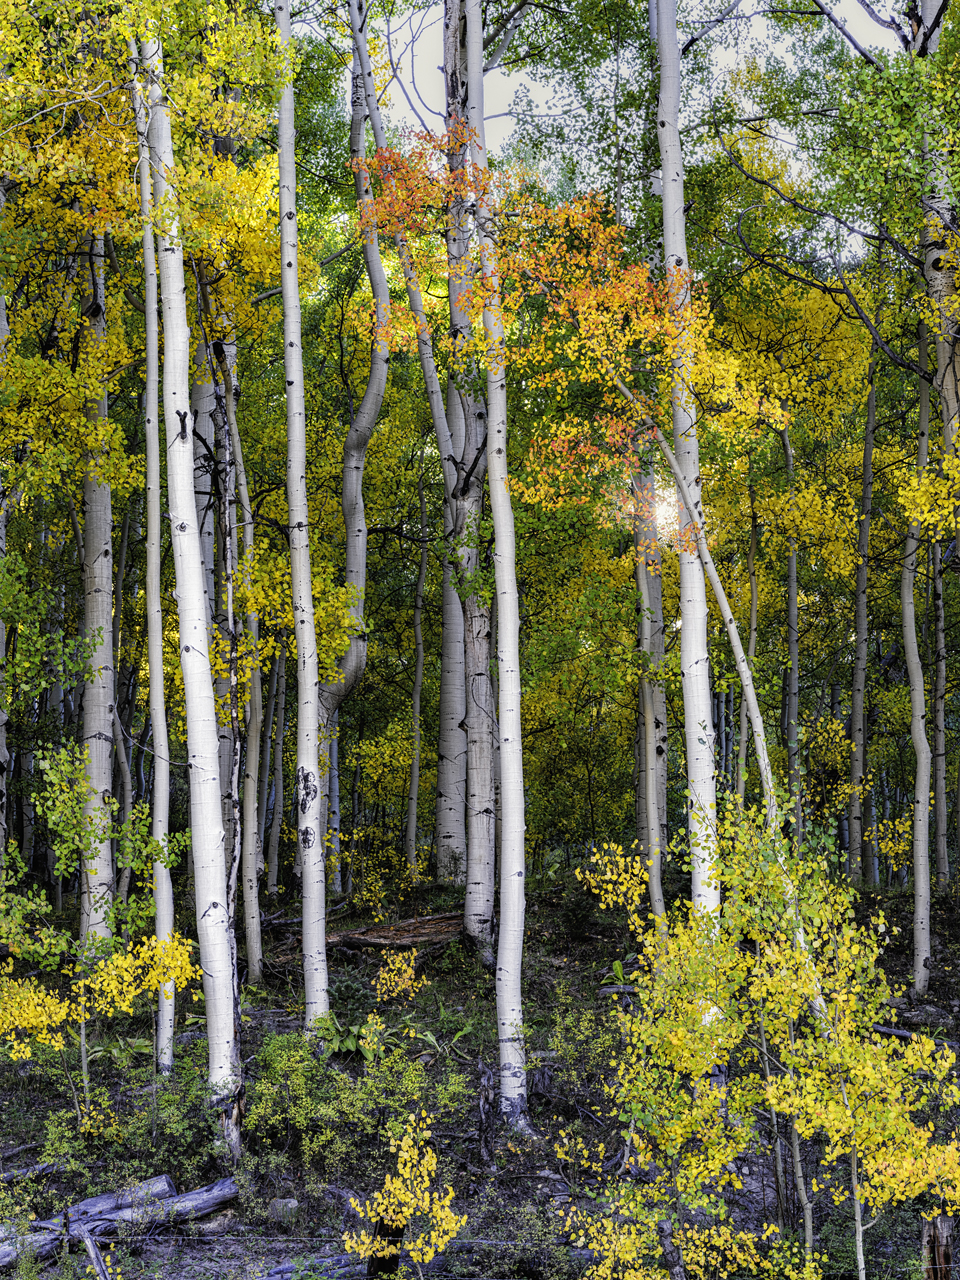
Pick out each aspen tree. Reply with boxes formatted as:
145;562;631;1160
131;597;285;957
79;234;116;942
443;3;497;948
904;327;932;995
275;0;342;1026
465;0;529;1125
220;352;263;983
655;0;718;913
142;34;241;1152
348;0;497;958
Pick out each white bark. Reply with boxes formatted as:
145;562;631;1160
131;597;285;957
736;482;758;802
275;0;330;1028
634;469;664;919
443;4;495;945
656;0;717;914
144;37;240;1153
80;235;115;942
904;328;932;995
465;0;528;1127
436;382;468;885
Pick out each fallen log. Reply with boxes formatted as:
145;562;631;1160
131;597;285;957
328;912;464;953
0;1174;238;1269
0;1162;66;1186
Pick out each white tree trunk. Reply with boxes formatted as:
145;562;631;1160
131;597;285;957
633;468;664;919
435;478;467;882
656;0;717;913
132;67;175;1062
905;328;932;995
144;37;240;1154
442;7;495;945
275;0;331;1028
80;235;115;942
465;0;528;1127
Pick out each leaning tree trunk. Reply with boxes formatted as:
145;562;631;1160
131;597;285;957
656;0;717;913
144;35;241;1154
465;0;529;1128
736;479;758;801
779;426;800;833
849;357;876;881
904;328;932;995
79;234;115;942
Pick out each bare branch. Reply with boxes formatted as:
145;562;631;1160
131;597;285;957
806;0;881;66
681;0;746;56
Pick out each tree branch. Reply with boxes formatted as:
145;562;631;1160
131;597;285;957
681;0;746;55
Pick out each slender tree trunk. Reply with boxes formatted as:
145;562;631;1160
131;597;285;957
0;493;11;871
736;485;758;801
849;358;875;880
436;535;467;884
904;327;932;995
266;648;286;897
780;428;800;829
190;342;217;636
219;353;264;983
442;8;497;940
144;36;240;1154
465;0;528;1127
80;234;115;942
405;465;428;878
656;0;717;912
634;469;664;919
275;0;333;1028
933;540;949;884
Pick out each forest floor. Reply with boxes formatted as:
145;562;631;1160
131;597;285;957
1;871;957;1280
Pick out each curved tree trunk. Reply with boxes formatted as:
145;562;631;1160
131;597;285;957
904;328;932;995
144;37;240;1155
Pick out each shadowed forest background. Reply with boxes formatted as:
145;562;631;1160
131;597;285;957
1;0;960;1277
